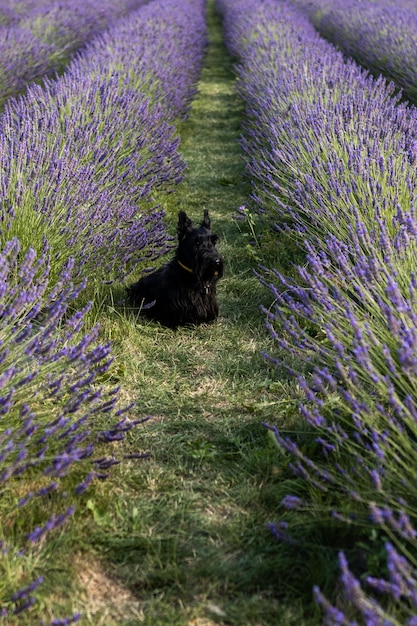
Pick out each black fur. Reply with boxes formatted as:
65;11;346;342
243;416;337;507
127;210;224;328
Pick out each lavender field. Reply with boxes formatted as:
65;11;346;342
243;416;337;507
2;0;417;624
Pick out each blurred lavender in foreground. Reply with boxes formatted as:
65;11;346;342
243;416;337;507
261;224;417;622
217;0;417;622
0;238;144;619
314;546;417;625
0;0;208;286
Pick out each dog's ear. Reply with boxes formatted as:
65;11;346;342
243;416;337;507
177;210;193;239
201;209;211;230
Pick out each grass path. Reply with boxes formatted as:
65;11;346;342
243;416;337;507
54;3;314;625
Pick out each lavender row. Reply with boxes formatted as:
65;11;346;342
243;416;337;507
217;0;417;623
0;0;148;109
0;239;146;621
74;0;207;122
219;0;417;251
0;0;207;288
0;0;208;618
291;0;417;104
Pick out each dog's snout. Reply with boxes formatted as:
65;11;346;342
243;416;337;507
210;256;224;279
211;257;223;270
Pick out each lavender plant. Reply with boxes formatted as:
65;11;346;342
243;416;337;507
75;0;208;121
260;219;417;622
0;0;207;287
0;26;52;103
314;546;417;625
217;0;417;621
0;0;149;108
292;0;417;105
218;0;417;257
0;238;144;620
0;5;16;26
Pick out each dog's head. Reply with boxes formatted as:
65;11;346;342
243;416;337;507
177;210;224;282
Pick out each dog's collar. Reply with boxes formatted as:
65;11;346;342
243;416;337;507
177;259;220;279
178;259;194;274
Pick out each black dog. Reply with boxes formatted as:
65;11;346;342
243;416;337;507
127;210;224;328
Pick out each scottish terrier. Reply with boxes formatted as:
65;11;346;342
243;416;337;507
127;209;224;328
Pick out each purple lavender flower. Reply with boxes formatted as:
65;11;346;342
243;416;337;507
50;614;82;626
11;576;44;602
280;495;305;510
315;547;417;624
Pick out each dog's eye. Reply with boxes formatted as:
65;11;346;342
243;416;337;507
211;235;218;245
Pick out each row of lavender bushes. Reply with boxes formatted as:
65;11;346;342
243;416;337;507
0;0;149;109
290;0;417;105
0;242;144;623
218;0;417;623
0;0;207;621
0;0;208;289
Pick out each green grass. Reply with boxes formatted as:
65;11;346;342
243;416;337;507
10;3;334;624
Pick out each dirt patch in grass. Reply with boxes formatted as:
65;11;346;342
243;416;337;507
74;553;143;624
